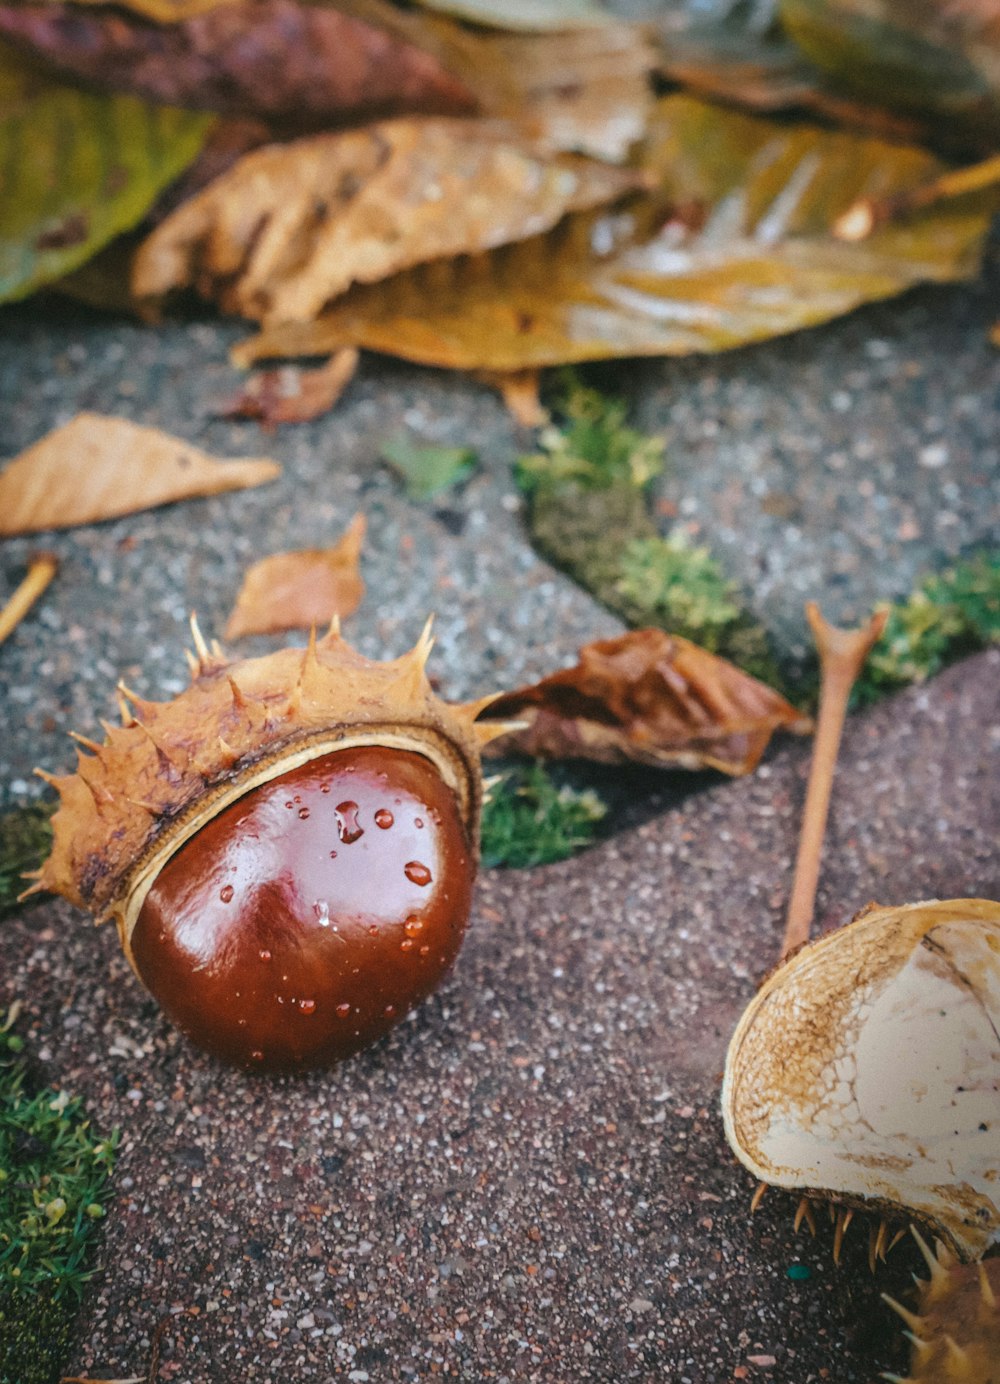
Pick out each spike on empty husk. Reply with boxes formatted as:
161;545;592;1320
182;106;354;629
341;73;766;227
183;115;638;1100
722;899;1000;1263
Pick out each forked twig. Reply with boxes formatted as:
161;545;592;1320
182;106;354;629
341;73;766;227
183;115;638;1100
834;151;1000;242
779;602;888;960
0;552;59;647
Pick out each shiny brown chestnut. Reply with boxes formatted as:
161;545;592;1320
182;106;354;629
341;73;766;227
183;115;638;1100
28;618;508;1070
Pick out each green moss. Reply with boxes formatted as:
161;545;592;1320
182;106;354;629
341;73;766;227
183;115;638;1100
0;804;52;921
517;378;776;681
855;553;1000;703
516;377;664;497
480;764;607;869
0;1006;118;1384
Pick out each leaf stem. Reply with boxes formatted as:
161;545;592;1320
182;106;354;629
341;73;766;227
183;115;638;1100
779;602;887;961
834;151;1000;241
0;551;58;647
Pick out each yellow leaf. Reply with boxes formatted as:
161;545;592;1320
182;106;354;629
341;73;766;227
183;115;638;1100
236;95;997;372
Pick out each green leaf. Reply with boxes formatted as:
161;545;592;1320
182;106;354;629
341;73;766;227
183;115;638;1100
0;41;212;302
780;0;1000;145
240;94;999;371
380;436;477;500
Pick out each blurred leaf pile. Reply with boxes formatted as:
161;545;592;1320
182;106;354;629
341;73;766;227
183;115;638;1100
0;0;998;388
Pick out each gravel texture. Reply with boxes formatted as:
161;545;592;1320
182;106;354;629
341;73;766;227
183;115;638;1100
1;241;999;794
4;651;998;1383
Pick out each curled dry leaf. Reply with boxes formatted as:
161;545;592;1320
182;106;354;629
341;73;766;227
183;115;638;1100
133;117;647;325
0;1;476;123
220;348;359;426
337;0;655;161
0;414;280;535
224;514;366;639
477;629;808;776
237;94;996;371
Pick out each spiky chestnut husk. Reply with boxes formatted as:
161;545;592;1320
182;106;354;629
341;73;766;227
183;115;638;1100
27;619;508;1071
722;899;1000;1263
882;1229;1000;1383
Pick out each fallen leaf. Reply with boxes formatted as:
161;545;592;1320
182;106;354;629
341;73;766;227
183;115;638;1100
53;117;275;316
237;94;998;371
224;514;366;638
410;0;608;31
0;1;476;122
655;18;924;142
220;349;359;426
133;117;647;325
339;1;655;161
381;438;477;499
0;40;211;302
780;0;1000;147
477;629;808;776
0;414;280;535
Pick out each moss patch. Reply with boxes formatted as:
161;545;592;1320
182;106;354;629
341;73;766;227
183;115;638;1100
0;804;52;922
0;1006;118;1384
480;764;607;869
856;552;1000;703
517;379;777;681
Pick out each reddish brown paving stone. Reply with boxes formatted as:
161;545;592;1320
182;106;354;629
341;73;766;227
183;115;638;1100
4;651;998;1383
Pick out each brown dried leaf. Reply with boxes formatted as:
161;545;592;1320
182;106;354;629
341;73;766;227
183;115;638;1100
478;629;808;777
0;414;280;535
237;94;997;372
220;348;359;426
132;117;647;324
224;514;366;639
341;1;655;161
0;1;476;122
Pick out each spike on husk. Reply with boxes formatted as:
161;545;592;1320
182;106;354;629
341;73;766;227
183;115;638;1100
894;1232;1000;1382
723;899;1000;1263
33;620;496;946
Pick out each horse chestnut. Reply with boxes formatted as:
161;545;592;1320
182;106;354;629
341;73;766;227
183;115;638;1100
30;619;506;1070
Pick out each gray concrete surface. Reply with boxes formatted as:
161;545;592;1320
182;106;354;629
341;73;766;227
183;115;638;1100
1;240;999;799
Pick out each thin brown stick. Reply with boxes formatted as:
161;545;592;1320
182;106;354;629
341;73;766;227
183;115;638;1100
0;551;59;647
834;151;1000;242
779;603;888;961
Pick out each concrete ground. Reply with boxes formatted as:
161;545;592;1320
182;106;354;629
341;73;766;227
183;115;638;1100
1;236;998;1382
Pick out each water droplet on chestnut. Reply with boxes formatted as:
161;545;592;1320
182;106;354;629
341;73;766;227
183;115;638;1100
33;621;499;1073
335;801;364;844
